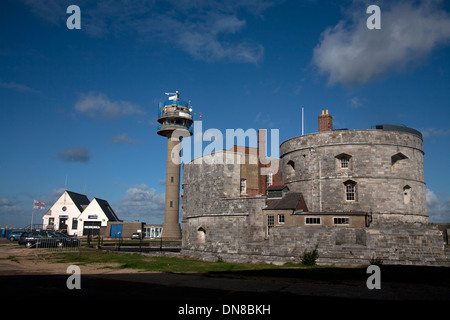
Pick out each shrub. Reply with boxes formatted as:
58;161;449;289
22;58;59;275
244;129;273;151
369;256;383;266
301;245;319;266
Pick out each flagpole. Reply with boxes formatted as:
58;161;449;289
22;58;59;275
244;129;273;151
31;200;45;231
31;207;34;231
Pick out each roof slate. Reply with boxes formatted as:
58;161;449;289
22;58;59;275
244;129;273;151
66;190;90;213
264;192;308;211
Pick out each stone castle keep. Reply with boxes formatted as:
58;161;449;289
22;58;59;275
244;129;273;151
180;108;449;266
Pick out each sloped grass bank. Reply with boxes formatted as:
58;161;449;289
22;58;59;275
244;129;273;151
54;249;321;273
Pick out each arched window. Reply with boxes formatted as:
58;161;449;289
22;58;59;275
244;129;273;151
403;185;411;204
344;180;357;201
287;160;295;170
285;160;296;179
197;227;206;243
391;152;408;172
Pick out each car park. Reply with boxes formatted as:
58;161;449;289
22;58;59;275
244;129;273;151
18;230;80;248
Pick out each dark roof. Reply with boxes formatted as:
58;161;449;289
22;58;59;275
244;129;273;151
66;190;90;213
94;198;120;221
267;184;288;191
264;192;308;211
375;124;422;140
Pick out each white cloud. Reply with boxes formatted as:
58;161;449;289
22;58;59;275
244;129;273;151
313;1;450;86
109;133;139;145
420;127;450;138
115;184;165;223
0;197;29;228
21;0;272;64
349;96;363;108
426;189;450;222
56;146;90;163
75;92;145;120
0;80;40;94
0;198;19;212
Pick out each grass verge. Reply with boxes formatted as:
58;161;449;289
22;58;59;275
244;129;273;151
53;249;313;273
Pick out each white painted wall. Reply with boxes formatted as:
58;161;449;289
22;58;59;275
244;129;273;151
77;198;111;236
42;191;84;236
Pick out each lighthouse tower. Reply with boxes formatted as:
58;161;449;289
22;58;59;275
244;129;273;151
157;91;193;240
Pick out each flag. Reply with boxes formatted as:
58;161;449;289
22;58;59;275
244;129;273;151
33;200;45;210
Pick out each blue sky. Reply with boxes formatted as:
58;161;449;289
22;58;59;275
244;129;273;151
1;0;450;227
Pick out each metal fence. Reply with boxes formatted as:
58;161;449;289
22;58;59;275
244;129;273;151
35;238;81;256
95;237;181;253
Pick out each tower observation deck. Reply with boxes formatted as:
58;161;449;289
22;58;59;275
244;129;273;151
157;91;193;137
157;91;193;240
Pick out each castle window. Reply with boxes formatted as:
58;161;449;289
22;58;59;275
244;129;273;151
171;176;174;183
391;152;408;172
391;152;408;166
240;179;247;194
403;185;411;204
278;214;285;224
197;227;206;244
267;172;273;189
335;153;352;170
170;201;173;207
267;215;274;231
344;180;357;201
340;157;350;169
287;160;295;171
305;217;321;225
285;160;295;178
334;217;349;225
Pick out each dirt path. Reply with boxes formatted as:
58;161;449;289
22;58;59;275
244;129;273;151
0;244;142;276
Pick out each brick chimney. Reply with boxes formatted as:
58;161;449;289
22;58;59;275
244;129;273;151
318;109;333;132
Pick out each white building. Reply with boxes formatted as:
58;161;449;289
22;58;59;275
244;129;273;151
78;198;120;236
42;190;120;236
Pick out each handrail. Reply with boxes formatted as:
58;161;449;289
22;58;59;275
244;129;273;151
159;110;193;120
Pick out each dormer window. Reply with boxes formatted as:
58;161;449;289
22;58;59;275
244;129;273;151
336;153;352;170
340;156;350;169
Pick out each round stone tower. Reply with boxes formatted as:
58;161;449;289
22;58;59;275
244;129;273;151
157;91;193;239
280;110;427;224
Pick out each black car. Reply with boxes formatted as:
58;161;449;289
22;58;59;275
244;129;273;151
18;231;80;248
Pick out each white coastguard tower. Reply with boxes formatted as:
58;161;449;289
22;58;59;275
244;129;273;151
157;91;193;239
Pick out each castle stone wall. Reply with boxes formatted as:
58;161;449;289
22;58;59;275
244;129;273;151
181;129;449;267
182;223;448;266
280;129;426;223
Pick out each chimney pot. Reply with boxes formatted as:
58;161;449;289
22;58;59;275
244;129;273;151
318;110;333;132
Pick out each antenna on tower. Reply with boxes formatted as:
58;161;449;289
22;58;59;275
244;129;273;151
302;106;304;135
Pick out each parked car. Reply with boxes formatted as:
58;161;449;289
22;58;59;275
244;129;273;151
18;231;80;248
7;230;24;241
131;232;141;240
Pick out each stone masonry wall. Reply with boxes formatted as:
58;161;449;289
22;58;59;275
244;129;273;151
182;223;449;267
280;129;427;223
181;131;448;267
